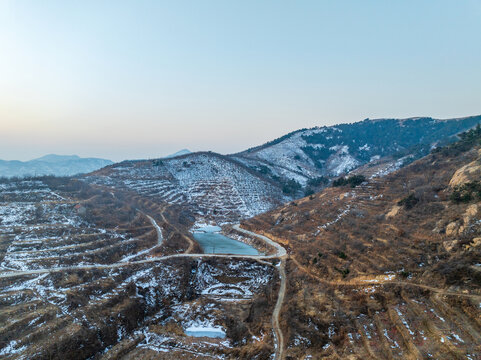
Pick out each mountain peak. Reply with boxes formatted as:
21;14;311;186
163;149;192;159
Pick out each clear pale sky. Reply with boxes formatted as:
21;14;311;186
1;1;480;161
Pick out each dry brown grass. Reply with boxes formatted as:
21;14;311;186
243;146;481;358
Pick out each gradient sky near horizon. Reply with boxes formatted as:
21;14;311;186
1;1;481;162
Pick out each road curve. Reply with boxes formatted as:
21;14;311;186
232;224;287;258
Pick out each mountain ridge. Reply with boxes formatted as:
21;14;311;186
0;154;113;178
85;151;289;223
233;114;481;186
163;149;192;159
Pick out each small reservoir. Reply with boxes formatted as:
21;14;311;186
184;324;226;338
192;226;259;255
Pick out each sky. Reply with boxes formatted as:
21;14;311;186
1;0;480;162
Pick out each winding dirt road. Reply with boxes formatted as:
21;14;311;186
1;218;288;359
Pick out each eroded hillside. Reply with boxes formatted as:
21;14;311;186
242;128;481;359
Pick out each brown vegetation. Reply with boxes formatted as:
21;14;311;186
243;144;481;358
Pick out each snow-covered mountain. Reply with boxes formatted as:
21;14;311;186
234;115;481;185
83;115;480;223
86;152;288;223
0;154;113;178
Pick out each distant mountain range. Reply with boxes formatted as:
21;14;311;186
163;149;192;159
0;154;113;178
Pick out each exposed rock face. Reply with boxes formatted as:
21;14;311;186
449;149;481;187
464;204;478;224
386;205;401;218
446;221;461;236
446;204;478;236
464;237;481;250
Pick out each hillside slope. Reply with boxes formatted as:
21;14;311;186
234;115;481;186
86;152;289;224
242;126;481;359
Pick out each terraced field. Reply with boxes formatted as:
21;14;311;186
0;180;159;272
85;152;288;224
0;178;284;359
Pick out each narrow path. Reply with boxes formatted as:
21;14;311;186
0;253;282;277
157;204;196;253
291;256;481;300
232;225;287;257
144;214;163;245
272;258;286;360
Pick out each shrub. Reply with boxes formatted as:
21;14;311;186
398;193;419;209
256;165;272;175
450;181;481;203
307;176;329;187
282;179;302;195
304;187;315;196
332;175;366;188
334;267;350;278
332;178;347;187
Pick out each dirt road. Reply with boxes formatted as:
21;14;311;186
233;224;287;359
1;220;288;359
